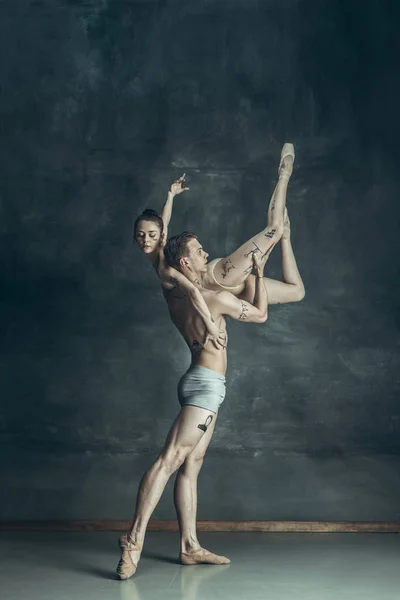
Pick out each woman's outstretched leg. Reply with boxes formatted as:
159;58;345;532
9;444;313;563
239;209;305;305
210;143;294;289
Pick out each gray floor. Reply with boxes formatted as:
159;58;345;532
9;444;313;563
1;531;400;600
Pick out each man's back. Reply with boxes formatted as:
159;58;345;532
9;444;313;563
163;286;228;375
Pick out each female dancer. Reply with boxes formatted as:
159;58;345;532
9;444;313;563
134;143;304;311
134;177;225;349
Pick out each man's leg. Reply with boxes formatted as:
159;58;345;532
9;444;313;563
173;412;230;565
174;411;218;552
117;405;215;579
210;145;294;289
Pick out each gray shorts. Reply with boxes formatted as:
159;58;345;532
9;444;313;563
178;365;226;414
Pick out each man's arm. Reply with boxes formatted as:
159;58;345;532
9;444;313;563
160;174;189;237
217;255;268;323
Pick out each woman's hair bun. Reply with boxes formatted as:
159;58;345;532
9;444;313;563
141;208;159;217
133;208;164;238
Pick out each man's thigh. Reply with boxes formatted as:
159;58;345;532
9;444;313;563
162;405;216;457
187;410;218;461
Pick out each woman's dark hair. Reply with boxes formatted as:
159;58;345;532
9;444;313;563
133;209;164;238
164;231;197;269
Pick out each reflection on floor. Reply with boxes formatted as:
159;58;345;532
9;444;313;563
1;531;400;600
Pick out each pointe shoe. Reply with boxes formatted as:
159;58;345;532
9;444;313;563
180;547;231;565
116;535;142;580
278;143;295;179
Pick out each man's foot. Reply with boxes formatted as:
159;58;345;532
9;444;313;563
116;535;142;580
278;142;295;180
179;547;231;565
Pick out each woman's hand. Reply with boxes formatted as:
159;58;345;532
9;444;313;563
169;173;190;197
204;321;227;350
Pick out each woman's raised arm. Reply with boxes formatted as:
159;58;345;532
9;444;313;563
160;174;189;238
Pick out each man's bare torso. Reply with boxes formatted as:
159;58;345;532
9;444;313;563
162;285;228;375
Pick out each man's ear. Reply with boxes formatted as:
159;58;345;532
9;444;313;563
179;256;190;269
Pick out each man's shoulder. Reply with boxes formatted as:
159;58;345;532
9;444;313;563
200;287;231;311
163;283;190;305
199;285;220;299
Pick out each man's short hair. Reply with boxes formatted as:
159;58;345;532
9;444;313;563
164;231;198;269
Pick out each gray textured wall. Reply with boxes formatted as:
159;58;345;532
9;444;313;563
1;0;399;521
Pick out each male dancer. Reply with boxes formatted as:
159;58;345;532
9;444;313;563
117;235;268;579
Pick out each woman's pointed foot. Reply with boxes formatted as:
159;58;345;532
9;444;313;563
279;142;295;180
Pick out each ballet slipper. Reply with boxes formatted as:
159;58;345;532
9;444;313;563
278;143;295;179
180;547;231;565
116;535;142;580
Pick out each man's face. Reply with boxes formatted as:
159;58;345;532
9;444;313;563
184;238;209;274
135;220;161;254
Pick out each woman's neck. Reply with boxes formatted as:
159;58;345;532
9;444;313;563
147;250;161;272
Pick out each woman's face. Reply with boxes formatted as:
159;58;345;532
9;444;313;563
135;220;162;254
